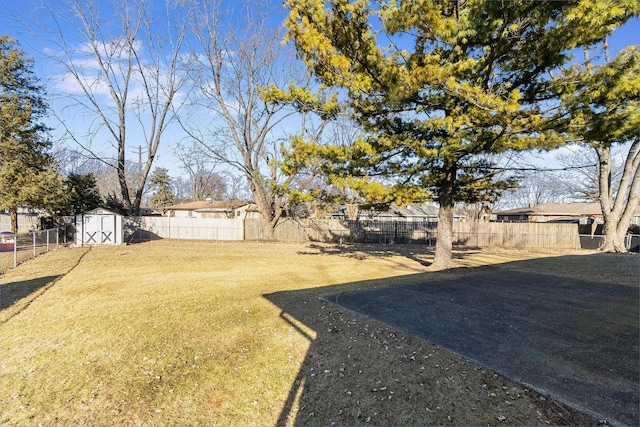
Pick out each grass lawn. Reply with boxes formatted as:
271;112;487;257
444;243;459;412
1;240;634;426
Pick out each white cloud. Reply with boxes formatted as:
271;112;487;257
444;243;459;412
52;70;113;98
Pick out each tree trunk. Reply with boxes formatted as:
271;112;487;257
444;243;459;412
117;159;133;216
260;214;276;240
245;170;281;240
432;169;456;270
596;141;640;253
433;202;454;270
346;203;359;220
601;218;627;252
9;207;18;234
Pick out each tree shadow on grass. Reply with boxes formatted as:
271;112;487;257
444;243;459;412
1;276;62;311
1;248;90;323
264;252;638;426
298;242;439;268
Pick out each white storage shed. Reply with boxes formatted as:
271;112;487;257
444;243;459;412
75;208;124;246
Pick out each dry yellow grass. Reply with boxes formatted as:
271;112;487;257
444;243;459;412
1;240;624;426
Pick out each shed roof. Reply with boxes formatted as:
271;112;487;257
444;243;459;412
80;207;123;217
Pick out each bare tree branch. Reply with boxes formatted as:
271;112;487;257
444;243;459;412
179;0;312;235
42;0;191;215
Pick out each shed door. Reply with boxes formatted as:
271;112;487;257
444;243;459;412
83;214;115;245
100;215;115;244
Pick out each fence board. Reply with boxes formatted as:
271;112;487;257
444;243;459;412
246;218;581;249
244;218;350;242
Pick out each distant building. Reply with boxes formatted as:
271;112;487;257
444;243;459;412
0;208;41;231
494;203;603;224
331;203;465;222
137;206;161;216
163;200;260;220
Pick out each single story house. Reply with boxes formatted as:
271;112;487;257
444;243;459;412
163;200;260;220
494;203;603;224
331;203;465;222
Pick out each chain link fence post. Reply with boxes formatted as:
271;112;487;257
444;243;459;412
13;234;17;268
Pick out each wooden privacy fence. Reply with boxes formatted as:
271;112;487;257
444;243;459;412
452;222;580;250
125;216;603;250
245;218;582;249
244;218;350;242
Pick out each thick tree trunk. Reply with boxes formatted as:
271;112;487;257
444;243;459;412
260;214;276;240
117;161;133;215
245;170;283;240
596;141;640;253
433;202;454;270
601;219;627;252
432;169;456;270
346;203;359;220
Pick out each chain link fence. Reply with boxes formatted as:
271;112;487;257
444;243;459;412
0;225;74;273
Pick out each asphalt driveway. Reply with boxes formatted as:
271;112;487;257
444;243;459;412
323;268;639;425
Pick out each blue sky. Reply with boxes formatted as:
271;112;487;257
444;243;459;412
0;0;293;179
1;1;639;180
607;16;640;56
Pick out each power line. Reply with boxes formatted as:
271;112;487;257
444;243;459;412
130;145;148;176
486;164;598;172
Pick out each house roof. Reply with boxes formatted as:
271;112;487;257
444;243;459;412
164;201;212;211
195;200;250;212
346;203;463;219
495;203;602;217
369;203;440;218
394;204;441;217
164;200;250;212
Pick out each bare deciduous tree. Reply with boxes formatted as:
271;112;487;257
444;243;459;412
43;0;190;215
175;141;227;201
554;145;627;203
179;0;310;237
500;170;570;208
597;138;640;251
560;44;640;252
